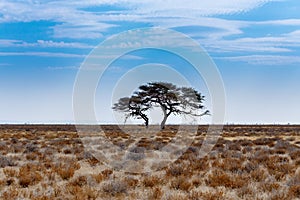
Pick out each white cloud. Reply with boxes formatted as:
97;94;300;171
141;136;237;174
49;0;279;16
256;19;300;26
201;28;300;53
1;0;299;58
47;66;79;70
0;39;93;48
0;0;280;40
130;0;278;16
0;51;84;58
0;1;116;39
217;55;300;65
52;24;115;39
36;40;92;48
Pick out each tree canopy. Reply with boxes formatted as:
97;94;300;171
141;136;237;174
113;82;209;129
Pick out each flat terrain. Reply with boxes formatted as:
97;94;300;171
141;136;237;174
0;125;299;199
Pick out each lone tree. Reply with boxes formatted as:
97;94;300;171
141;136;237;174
113;82;209;129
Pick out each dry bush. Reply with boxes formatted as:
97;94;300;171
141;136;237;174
206;169;246;189
265;157;295;181
102;169;113;177
123;177;139;188
243;161;259;173
191;177;203;187
260;181;280;192
102;180;128;196
165;192;189;200
0;155;15;168
18;164;43;187
250;167;268;182
228;142;242;151
0;141;7;151
287;170;300;194
3;167;18;177
170;176;192;192
253;138;275;146
69;176;87;187
92;173;105;184
236;185;255;199
242;146;253;154
63;148;73;154
92;169;113;184
269;191;293;200
254;150;270;163
289;150;300;160
77;151;100;166
213;158;244;173
238;139;254;147
190;157;209;171
24;142;39;153
54;160;80;180
148;187;163;199
190;190;225;200
66;185;98;200
275;139;292;151
166;163;192;177
273;148;287;154
26;152;38;160
0;178;6;186
142;175;162;188
288;185;300;198
12;143;24;153
1;187;19;199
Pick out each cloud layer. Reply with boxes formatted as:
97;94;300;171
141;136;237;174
2;0;300;66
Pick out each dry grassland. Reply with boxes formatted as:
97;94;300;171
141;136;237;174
0;125;299;200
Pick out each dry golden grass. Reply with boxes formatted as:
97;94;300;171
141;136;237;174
0;124;299;199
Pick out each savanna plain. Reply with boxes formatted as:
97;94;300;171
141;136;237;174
0;125;299;200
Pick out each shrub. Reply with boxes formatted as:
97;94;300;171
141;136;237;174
206;170;246;188
250;167;268;182
63;148;73;154
124;177;139;187
70;176;87;187
228;142;242;151
289;185;300;198
148;187;163;199
18;164;42;187
289;150;300;160
0;156;15;168
24;143;38;153
55;160;80;180
142;176;161;187
3;168;18;177
253;138;275;146
190;190;225;200
102;180;128;196
166;164;185;177
26;152;38;160
170;176;192;192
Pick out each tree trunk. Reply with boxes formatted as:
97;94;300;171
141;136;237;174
160;105;168;130
160;115;167;130
140;112;149;128
145;118;149;128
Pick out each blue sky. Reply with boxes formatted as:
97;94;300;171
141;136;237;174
0;0;300;124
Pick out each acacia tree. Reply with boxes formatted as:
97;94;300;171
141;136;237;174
112;95;150;127
113;82;209;129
